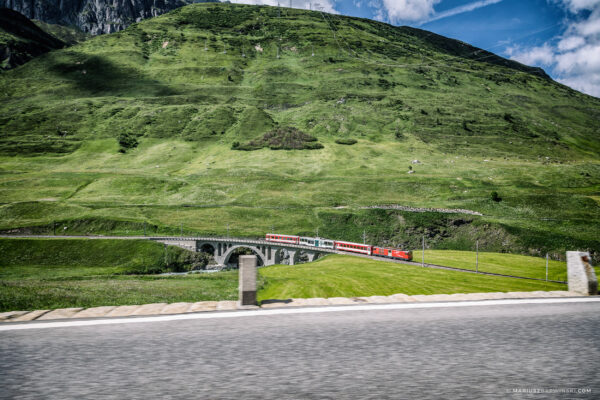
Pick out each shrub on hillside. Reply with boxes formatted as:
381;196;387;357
117;132;138;153
232;127;324;151
335;138;357;145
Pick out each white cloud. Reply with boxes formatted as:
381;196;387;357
421;0;503;24
558;73;600;97
379;0;441;23
571;7;600;35
227;0;337;13
555;43;600;73
555;0;600;12
557;35;586;50
505;44;556;66
504;1;600;97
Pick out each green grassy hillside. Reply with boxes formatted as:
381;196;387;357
33;20;90;45
0;3;599;259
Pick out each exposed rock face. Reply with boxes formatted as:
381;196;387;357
0;0;188;35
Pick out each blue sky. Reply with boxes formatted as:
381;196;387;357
230;0;600;97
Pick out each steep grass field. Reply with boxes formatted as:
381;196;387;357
1;3;599;258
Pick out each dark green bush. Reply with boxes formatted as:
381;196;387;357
335;138;357;145
117;132;138;153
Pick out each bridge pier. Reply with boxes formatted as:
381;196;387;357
288;250;299;266
265;246;281;266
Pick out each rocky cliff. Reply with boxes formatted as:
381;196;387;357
0;0;192;35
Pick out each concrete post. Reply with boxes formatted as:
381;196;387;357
567;251;598;295
239;255;257;306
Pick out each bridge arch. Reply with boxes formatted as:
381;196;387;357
221;245;267;267
198;242;216;254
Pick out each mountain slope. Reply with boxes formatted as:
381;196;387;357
0;3;598;258
0;8;64;69
33;20;91;45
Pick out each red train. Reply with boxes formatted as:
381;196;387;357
265;233;413;261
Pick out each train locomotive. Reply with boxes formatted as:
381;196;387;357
265;233;413;261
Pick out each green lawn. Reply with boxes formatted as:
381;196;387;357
257;254;566;301
0;273;238;312
419;250;568;281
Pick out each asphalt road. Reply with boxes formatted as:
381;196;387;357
1;301;599;399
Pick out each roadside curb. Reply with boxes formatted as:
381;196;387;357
0;290;582;323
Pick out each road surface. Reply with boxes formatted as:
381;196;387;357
1;300;598;399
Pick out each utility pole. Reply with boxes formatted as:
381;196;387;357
316;227;319;237
223;43;227;54
312;44;315;57
204;39;208;51
422;236;425;267
546;253;549;281
362;230;366;244
476;240;479;273
277;45;280;59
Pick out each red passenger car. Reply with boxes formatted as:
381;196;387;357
265;233;299;244
335;241;372;255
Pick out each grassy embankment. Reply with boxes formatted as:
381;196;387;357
0;239;238;311
421;250;569;281
0;3;598;259
0;239;574;312
257;254;567;301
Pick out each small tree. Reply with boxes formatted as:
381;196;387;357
490;191;502;202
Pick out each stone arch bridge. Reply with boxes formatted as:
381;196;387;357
151;237;337;267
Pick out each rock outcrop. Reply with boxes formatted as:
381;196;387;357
0;0;192;35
